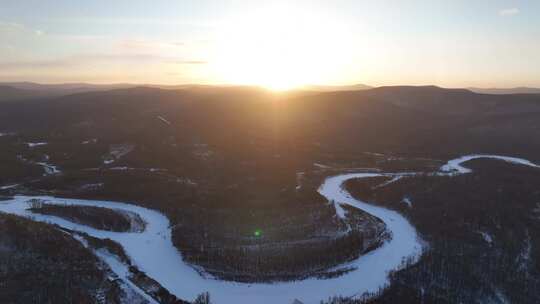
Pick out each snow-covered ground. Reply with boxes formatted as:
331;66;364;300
82;138;98;144
313;162;331;169
402;197;413;208
157;116;171;125
477;231;493;245
0;184;19;190
0;176;423;303
440;154;540;174
26;142;48;148
1;154;539;303
72;234;158;304
16;154;61;176
109;167;166;172
373;175;403;189
35;161;61;175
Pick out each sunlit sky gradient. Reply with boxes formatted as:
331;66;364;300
1;0;539;89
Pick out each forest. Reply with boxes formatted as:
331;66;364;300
1;85;540;302
343;159;540;303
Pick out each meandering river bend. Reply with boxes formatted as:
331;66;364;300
1;155;537;303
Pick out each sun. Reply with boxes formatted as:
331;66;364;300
211;4;354;91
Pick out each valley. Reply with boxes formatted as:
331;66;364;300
1;85;540;303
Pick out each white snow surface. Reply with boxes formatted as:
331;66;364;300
373;175;403;189
157;116;171;125
72;234;158;304
477;231;493;245
0;174;423;303
82;138;98;144
26;142;48;148
0;184;19;190
441;154;540;174
402;197;413;208
1;154;538;303
36;162;61;175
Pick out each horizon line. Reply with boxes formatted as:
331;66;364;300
1;81;540;91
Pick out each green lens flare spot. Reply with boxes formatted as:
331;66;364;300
254;229;262;237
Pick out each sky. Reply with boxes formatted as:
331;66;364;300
1;0;539;89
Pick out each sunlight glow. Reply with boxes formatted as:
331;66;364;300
211;4;355;90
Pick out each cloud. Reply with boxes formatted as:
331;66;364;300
171;60;208;65
0;59;73;70
0;21;45;36
0;54;206;71
499;8;520;16
118;39;186;53
0;21;25;32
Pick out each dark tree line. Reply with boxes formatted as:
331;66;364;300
0;214;125;304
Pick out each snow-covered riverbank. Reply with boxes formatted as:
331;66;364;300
1;154;537;303
0;177;422;303
440;154;540;174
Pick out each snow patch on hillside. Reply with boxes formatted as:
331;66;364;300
402;197;413;208
26;142;48;148
373;176;403;189
0;184;19;190
36;162;61;175
82;138;98;144
477;231;493;245
103;144;135;165
157;116;171;125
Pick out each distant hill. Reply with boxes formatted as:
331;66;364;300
0;82;140;102
355;85;540;116
359;85;479;114
0;81;371;102
1;82;135;95
0;85;55;102
0;82;269;101
2;84;539;158
301;84;372;91
468;87;540;95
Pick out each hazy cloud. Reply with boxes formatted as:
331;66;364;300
499;8;519;16
0;54;206;71
0;21;25;32
0;21;44;36
171;60;208;65
0;59;74;70
118;39;186;53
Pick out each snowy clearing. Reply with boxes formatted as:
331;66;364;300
35;161;61;175
26;142;48;148
402;197;413;208
477;231;493;245
314;163;331;169
0;184;20;190
373;175;403;189
16;154;61;175
82;138;98;144
157;116;171;125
